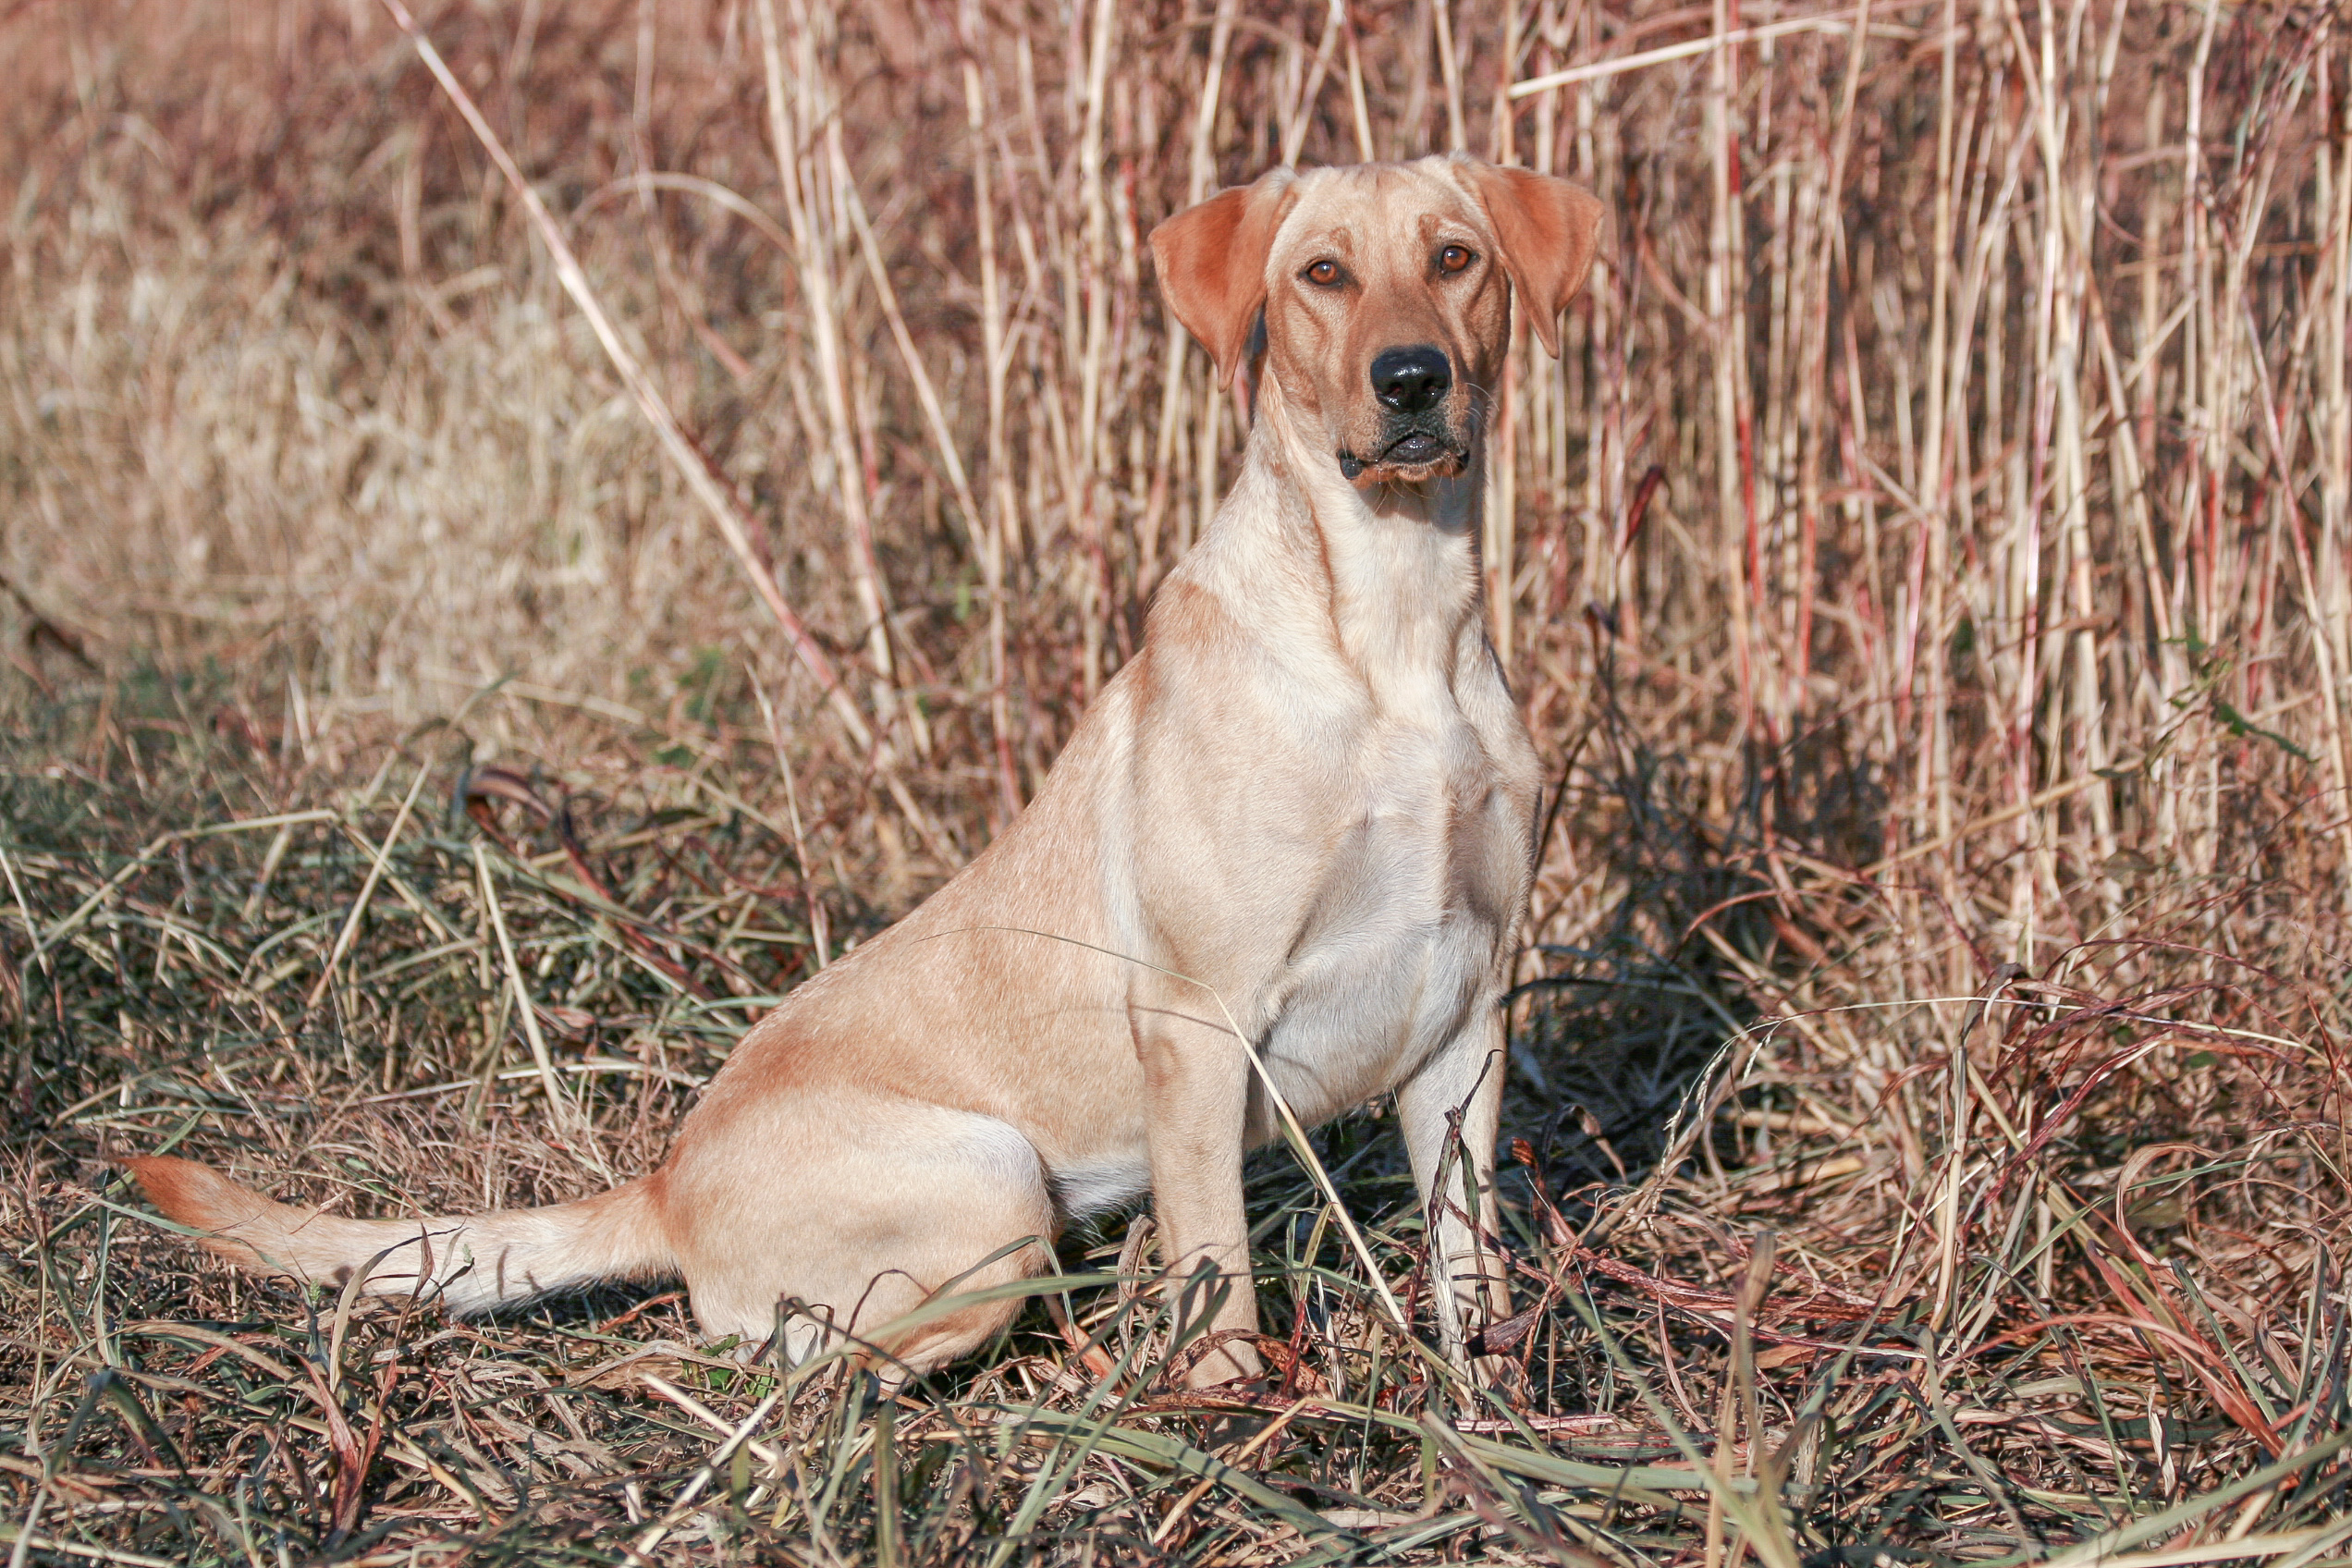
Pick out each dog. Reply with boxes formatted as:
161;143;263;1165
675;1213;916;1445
129;153;1603;1389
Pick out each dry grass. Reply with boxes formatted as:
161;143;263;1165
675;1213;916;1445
3;0;2350;1562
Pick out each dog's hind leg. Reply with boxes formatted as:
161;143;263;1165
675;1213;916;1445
660;1092;1057;1379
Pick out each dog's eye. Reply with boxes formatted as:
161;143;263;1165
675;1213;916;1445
1438;244;1474;275
1304;259;1343;287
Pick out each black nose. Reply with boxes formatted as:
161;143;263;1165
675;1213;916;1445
1370;346;1452;413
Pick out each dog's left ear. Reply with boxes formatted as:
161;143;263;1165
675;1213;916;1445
1150;167;1298;387
1459;162;1605;359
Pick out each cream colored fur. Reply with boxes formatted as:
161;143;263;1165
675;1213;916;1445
129;153;1605;1389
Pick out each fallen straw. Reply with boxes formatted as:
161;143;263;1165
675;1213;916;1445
473;839;609;1180
303;764;435;1012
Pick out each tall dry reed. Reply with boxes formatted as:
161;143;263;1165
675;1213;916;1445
6;0;2346;917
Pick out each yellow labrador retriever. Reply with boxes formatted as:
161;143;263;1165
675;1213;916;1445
130;153;1602;1387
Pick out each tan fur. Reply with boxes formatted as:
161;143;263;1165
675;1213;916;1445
129;154;1606;1389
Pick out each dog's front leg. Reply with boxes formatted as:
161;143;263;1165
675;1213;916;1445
1133;999;1265;1388
1398;1016;1513;1378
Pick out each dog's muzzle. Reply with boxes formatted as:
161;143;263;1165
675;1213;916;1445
1340;345;1467;480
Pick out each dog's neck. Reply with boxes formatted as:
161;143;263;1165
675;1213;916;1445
1193;371;1490;704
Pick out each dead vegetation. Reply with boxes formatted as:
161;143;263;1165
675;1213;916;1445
2;0;2350;1562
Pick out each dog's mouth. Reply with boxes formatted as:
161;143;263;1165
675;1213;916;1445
1337;427;1467;482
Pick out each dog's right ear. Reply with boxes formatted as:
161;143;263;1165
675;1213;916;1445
1150;168;1297;388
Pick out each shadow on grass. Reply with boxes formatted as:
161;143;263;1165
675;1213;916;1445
1504;655;1888;1198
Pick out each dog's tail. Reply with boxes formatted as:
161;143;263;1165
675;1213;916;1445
124;1156;674;1316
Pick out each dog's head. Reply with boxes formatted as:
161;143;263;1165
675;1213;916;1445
1149;155;1604;488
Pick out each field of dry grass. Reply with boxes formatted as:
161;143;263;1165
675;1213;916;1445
3;0;2350;1562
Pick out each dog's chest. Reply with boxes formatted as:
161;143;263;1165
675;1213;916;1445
1256;705;1533;1123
